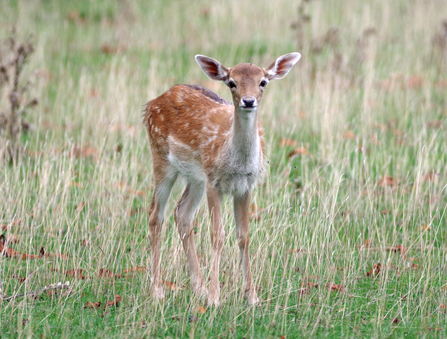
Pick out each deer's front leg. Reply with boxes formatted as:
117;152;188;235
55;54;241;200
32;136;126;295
206;185;224;306
234;192;259;305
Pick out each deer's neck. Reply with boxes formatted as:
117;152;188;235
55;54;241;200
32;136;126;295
229;108;260;163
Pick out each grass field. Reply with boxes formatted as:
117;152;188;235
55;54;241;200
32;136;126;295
1;0;447;337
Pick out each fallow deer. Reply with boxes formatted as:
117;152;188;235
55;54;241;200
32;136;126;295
144;53;301;305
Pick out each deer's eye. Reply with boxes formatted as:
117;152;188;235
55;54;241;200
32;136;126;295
228;80;236;89
260;80;267;88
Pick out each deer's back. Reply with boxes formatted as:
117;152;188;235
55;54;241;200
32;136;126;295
145;84;234;166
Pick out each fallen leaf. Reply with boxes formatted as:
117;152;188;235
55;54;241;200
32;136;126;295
114;181;144;196
288;147;310;158
84;302;102;309
68;181;83;188
40;247;69;260
21;253;41;260
0;239;20;257
357;239;373;249
99;269;114;278
46;289;58;296
279;138;297;147
333;266;352;271
356;144;370;153
101;310;110;317
12;274;26;283
123;266;148;273
6;234;19;244
306;282;319;289
378;175;395;187
69;145;98;159
12;219;23;226
105;295;122;308
422;170;439;182
343;130;356;140
66;269;86;279
326;283;345;292
126;207;143;216
194;306;207;314
367;263;381;277
88;88;101;98
298;288;310;296
419;225;431;231
81;239;90;246
76;202;86;212
290;248;306;254
386;245;407;258
115;144;123;153
372;122;388;131
66;10;86;25
101;44;126;55
406;75;423;88
163;280;182;291
99;268;124;279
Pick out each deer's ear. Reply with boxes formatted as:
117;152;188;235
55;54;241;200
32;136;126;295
264;53;301;81
195;55;229;82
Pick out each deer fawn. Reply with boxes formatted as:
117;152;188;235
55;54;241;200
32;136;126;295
144;53;301;305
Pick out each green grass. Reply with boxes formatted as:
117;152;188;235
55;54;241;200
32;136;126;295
1;0;447;337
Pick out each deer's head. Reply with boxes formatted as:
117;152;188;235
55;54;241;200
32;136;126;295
196;53;301;112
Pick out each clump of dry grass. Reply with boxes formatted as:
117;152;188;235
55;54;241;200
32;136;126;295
0;28;38;162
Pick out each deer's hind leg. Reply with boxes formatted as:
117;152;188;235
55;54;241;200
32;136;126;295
175;181;207;296
148;156;178;299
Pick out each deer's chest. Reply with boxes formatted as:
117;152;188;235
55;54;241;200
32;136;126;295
213;143;264;196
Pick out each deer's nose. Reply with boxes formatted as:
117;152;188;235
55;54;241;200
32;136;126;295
242;97;256;108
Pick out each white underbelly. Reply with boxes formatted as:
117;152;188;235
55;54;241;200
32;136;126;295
167;153;207;184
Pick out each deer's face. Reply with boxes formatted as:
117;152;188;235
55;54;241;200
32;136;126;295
226;64;268;112
195;53;301;113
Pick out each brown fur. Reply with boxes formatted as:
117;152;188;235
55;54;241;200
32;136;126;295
144;84;265;176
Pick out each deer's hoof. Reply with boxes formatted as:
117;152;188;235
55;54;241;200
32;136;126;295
150;285;164;300
244;288;259;305
207;292;220;306
193;284;208;298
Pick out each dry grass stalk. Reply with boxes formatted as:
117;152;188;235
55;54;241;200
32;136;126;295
1;281;71;301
